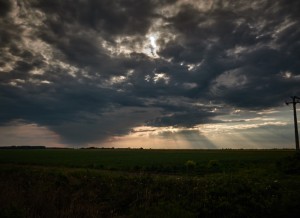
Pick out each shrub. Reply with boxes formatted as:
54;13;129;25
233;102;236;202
207;160;222;173
185;160;196;172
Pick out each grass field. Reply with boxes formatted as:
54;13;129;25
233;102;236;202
1;149;300;217
0;149;295;172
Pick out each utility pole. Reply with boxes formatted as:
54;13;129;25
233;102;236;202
286;96;300;151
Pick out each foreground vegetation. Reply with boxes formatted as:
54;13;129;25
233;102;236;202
0;149;300;217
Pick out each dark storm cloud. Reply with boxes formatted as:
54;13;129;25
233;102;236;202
158;0;300;108
1;0;299;146
48;106;159;145
33;0;160;36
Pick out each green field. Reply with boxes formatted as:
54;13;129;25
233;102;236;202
1;149;300;217
0;149;295;172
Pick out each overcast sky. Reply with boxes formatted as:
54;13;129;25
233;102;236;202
0;0;299;148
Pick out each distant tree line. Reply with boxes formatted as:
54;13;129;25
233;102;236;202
0;145;46;149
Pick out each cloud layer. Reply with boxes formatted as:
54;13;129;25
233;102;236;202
0;0;299;146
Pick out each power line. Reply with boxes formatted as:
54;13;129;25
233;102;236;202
286;96;300;151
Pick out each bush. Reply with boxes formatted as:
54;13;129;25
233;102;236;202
185;160;196;172
207;160;222;173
